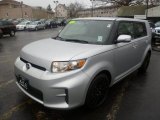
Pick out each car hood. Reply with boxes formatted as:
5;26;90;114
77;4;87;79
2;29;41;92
20;38;103;70
27;25;36;27
16;25;25;27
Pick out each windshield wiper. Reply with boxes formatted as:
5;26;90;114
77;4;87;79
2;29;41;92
52;36;65;41
65;39;89;44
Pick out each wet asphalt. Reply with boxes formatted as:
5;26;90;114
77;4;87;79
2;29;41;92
0;28;160;120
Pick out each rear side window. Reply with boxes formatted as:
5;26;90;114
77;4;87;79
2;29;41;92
134;22;147;38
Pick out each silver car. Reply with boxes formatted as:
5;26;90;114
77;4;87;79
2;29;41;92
27;21;45;31
14;18;152;109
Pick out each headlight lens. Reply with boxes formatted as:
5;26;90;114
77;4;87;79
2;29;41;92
51;59;86;73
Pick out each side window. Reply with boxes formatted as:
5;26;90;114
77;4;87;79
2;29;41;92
6;22;13;25
134;22;147;38
118;22;134;39
0;22;3;26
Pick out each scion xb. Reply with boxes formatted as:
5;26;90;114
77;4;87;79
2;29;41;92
14;18;151;109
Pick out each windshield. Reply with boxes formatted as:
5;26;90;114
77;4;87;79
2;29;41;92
155;22;160;27
18;22;26;25
29;22;38;25
58;20;113;45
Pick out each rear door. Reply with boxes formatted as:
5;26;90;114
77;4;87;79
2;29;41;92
133;22;148;63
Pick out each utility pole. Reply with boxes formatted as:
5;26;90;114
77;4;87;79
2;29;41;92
90;0;95;17
53;1;58;20
21;1;23;18
146;0;149;19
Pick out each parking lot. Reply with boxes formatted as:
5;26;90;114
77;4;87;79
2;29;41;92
1;28;160;120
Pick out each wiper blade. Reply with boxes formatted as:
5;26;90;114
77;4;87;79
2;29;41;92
65;39;89;44
52;36;65;41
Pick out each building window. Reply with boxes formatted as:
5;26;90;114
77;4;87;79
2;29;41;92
25;12;27;16
6;13;9;17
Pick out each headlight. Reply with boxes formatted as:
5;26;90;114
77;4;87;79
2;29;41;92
51;59;86;73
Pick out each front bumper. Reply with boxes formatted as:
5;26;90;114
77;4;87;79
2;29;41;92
27;28;36;31
16;27;25;31
14;57;90;109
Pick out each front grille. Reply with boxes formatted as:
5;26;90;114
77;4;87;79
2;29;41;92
20;58;46;71
16;75;43;101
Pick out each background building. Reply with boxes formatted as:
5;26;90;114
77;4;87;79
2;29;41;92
117;5;147;18
55;4;68;19
77;6;118;18
0;0;54;19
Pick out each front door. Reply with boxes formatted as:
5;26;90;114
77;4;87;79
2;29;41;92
114;21;139;81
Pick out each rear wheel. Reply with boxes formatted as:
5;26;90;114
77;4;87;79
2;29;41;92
139;52;151;73
10;30;15;37
85;74;110;109
0;33;3;38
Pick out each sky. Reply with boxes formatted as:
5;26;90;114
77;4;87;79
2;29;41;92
15;0;92;9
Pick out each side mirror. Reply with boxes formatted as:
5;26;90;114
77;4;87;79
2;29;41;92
117;35;131;43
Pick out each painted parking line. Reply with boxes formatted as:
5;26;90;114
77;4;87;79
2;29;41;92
0;99;32;120
0;79;15;90
0;55;12;58
106;81;129;120
0;60;10;64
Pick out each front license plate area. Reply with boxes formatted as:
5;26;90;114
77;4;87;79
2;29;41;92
17;76;29;90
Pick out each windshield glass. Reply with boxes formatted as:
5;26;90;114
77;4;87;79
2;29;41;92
29;22;38;25
155;22;160;27
19;22;26;25
58;20;113;45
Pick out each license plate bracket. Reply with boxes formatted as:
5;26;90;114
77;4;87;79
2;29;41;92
17;76;29;90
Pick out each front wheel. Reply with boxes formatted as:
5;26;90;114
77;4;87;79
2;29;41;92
10;30;15;37
35;27;38;31
85;74;110;109
139;52;151;73
0;33;3;38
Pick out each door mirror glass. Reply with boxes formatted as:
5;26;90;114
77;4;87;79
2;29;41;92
117;35;131;43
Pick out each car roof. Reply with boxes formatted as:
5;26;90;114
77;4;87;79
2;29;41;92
73;17;147;22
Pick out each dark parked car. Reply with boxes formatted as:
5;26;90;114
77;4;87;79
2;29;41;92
45;20;58;28
149;22;156;45
0;28;2;38
0;20;16;38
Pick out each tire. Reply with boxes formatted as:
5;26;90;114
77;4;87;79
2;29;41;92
139;52;151;73
10;30;15;37
0;33;2;38
85;74;110;109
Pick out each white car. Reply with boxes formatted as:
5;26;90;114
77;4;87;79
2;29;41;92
155;21;160;39
16;21;30;31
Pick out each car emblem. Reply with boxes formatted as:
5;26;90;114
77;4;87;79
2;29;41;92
26;63;31;70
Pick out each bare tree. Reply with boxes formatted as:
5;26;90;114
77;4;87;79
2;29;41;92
67;2;84;18
47;4;52;11
101;0;144;6
99;0;160;6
